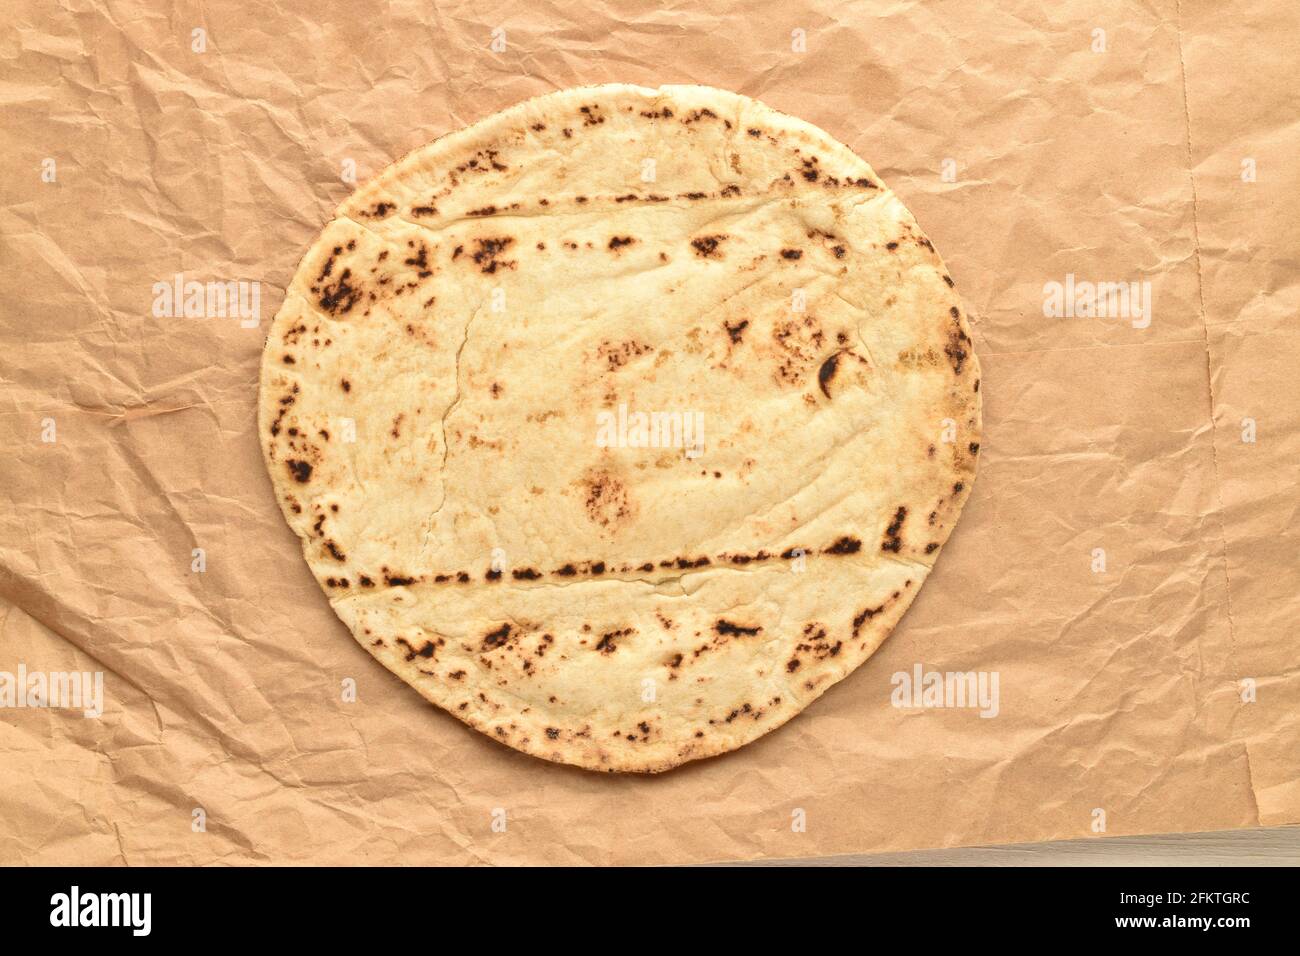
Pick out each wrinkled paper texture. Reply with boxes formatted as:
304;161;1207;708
0;0;1296;864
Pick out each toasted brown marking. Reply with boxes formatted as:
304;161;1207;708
824;536;861;555
944;329;969;375
396;637;436;661
595;628;631;654
317;246;340;280
286;460;312;483
314;266;360;315
853;603;885;637
690;235;727;258
881;506;908;553
598;339;653;370
580;470;633;528
661;556;710;570
715;620;760;637
724;319;749;344
818;352;841;398
482;623;512;650
470;237;516;275
403;243;428;280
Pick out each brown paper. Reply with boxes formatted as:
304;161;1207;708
1;0;1296;865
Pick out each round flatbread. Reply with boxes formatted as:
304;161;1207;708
258;83;981;772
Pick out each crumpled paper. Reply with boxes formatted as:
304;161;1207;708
0;0;1295;865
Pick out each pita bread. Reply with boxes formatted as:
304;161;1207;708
258;83;981;772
